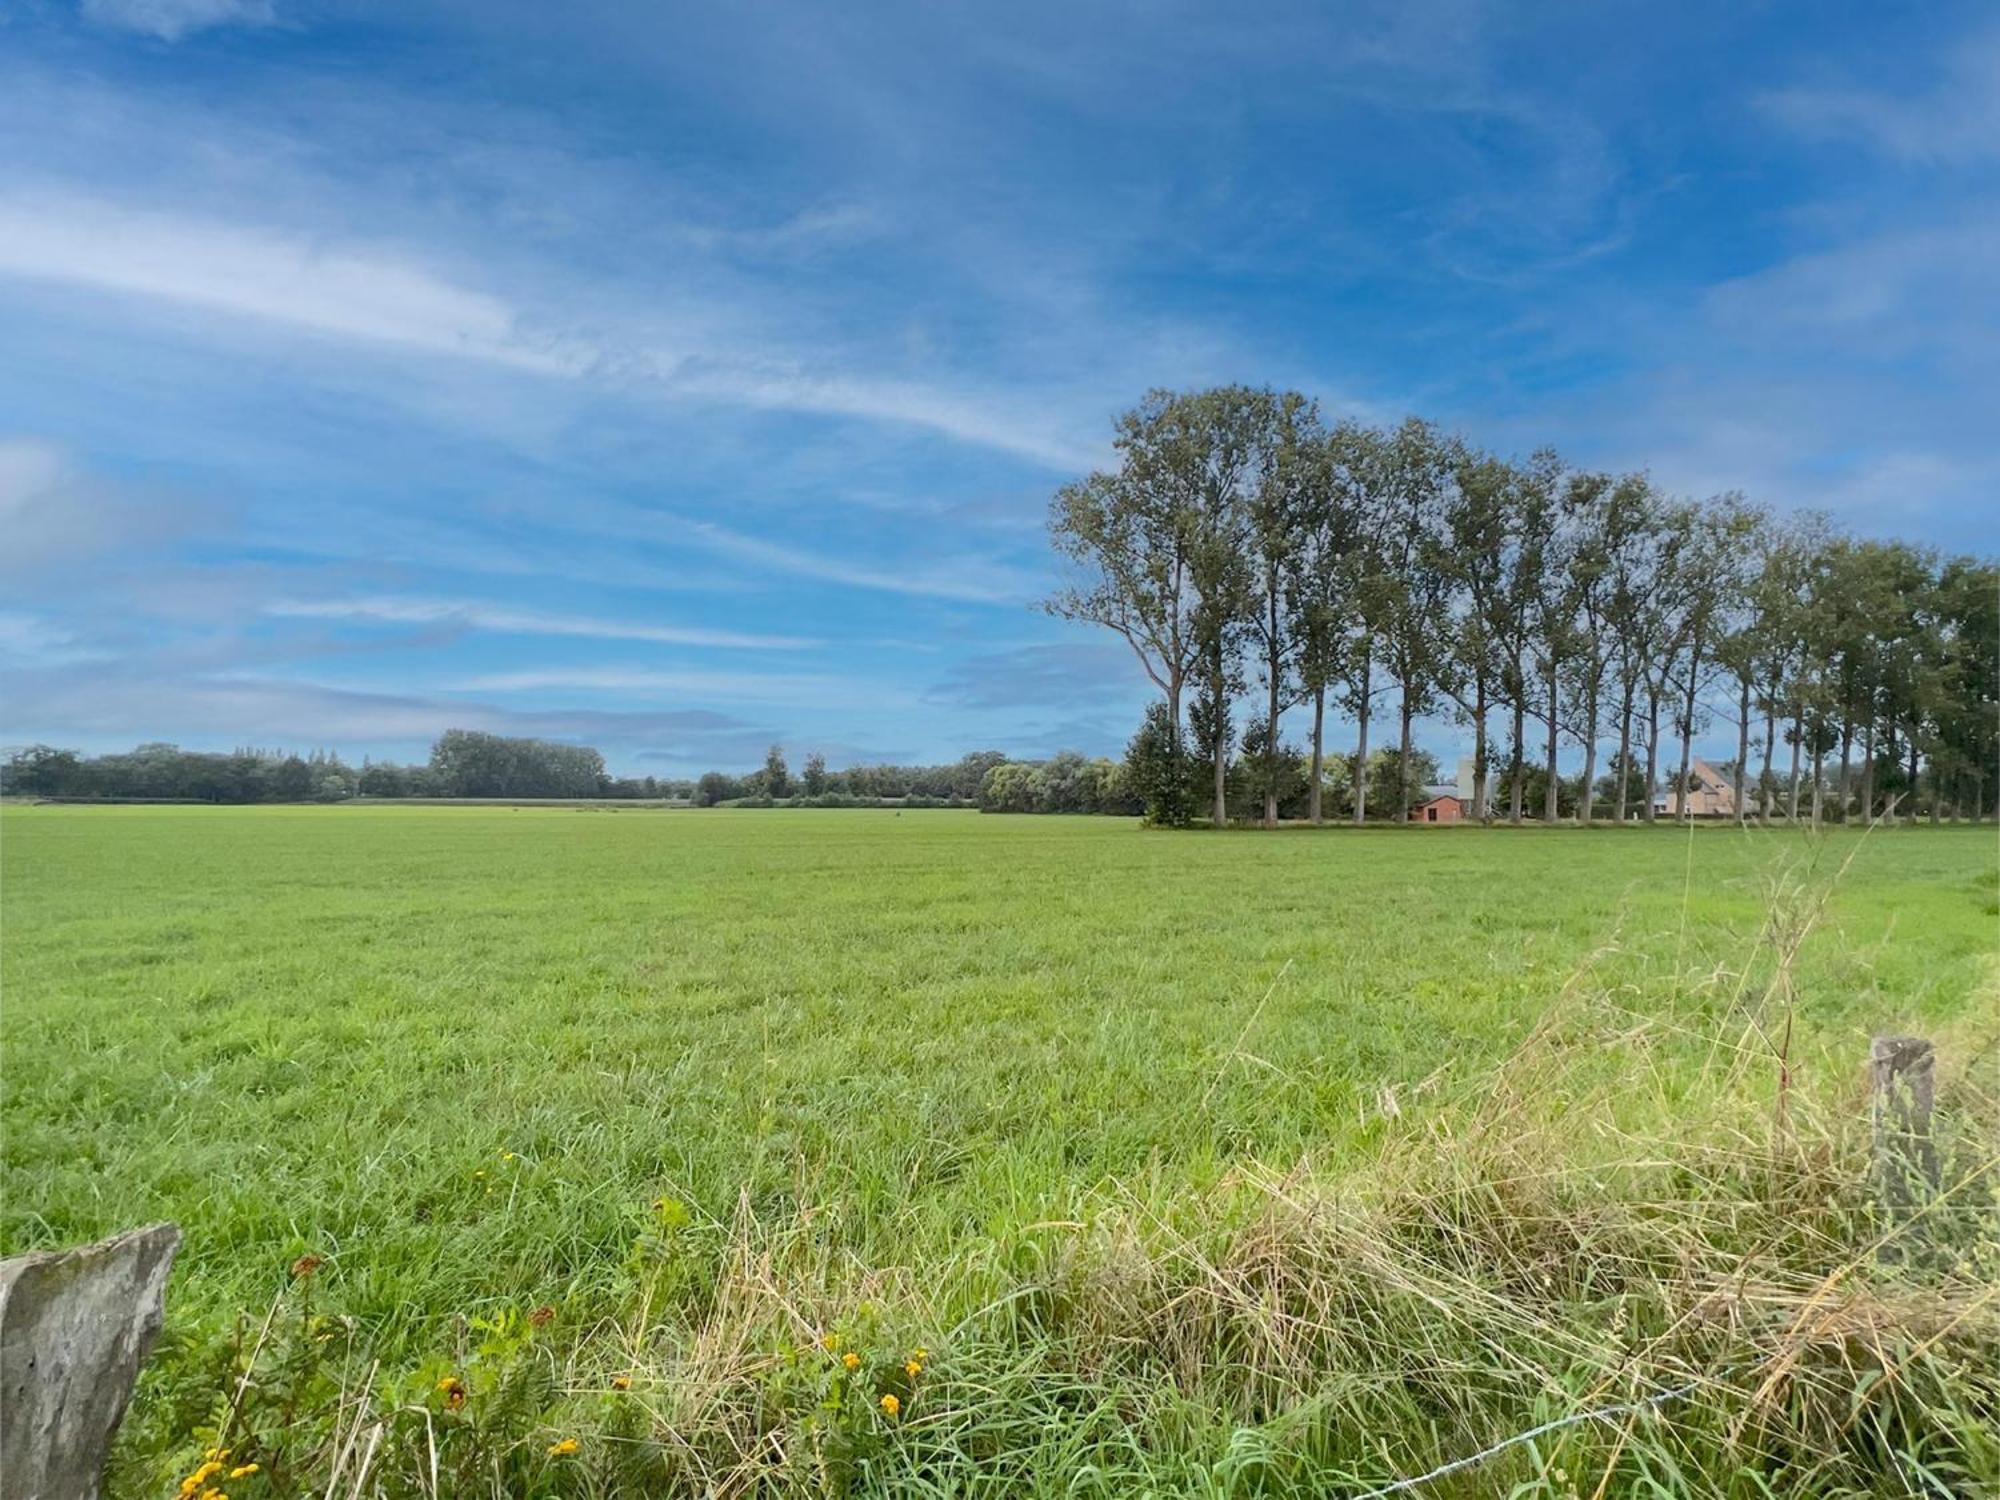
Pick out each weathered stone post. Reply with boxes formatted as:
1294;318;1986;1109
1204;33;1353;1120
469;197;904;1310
0;1224;180;1500
1870;1036;1938;1261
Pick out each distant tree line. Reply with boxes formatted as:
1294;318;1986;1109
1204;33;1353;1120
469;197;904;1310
1;731;695;804
1;737;1054;810
1051;387;1999;828
690;746;1002;806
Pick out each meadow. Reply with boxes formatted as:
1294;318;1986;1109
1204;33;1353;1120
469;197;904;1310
3;805;1995;1497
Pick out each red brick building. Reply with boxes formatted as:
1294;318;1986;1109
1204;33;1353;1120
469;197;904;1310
1412;788;1469;824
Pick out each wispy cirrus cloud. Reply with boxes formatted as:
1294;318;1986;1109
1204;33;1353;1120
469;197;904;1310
0;193;575;373
265;596;819;651
925;641;1139;710
676;516;1044;605
0;611;105;667
0;191;1092;470
458;666;920;710
0;436;225;581
80;0;274;42
0;662;774;758
1759;27;2000;164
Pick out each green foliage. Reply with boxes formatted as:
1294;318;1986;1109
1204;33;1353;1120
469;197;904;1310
1363;746;1441;819
978;753;1132;815
1124;702;1196;825
978;761;1046;813
762;744;791;799
1236;715;1308;819
430;729;606;799
1;743;363;804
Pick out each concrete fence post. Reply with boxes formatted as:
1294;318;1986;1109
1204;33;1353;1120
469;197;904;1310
0;1224;180;1500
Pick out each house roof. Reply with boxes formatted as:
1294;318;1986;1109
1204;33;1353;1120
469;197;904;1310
1420;785;1461;802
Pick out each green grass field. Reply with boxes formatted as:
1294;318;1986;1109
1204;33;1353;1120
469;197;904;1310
3;807;1996;1497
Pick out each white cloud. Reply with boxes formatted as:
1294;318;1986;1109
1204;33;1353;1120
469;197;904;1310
676;516;1043;605
675;366;1097;471
1760;28;2000;164
0;611;103;666
925;640;1139;710
457;666;916;709
0;437;222;580
265;596;819;650
0;665;779;759
80;0;274;42
0;192;1093;469
1700;221;2000;360
0;438;65;506
0;193;574;373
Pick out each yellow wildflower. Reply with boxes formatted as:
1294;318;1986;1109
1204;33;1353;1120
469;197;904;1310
547;1437;580;1457
611;1375;631;1391
879;1393;900;1417
820;1332;838;1351
841;1351;860;1371
228;1465;260;1479
904;1358;923;1378
436;1374;467;1410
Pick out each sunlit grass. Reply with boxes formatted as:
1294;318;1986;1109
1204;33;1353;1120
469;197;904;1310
3;806;1994;1495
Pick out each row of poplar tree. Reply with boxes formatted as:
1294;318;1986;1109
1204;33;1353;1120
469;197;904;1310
1049;387;1998;828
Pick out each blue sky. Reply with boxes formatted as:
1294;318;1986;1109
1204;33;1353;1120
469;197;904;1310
3;0;1995;776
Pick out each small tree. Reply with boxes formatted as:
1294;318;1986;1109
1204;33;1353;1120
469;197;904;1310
1124;702;1195;827
1364;747;1442;821
1187;685;1235;823
761;745;791;798
801;753;827;796
1238;716;1307;820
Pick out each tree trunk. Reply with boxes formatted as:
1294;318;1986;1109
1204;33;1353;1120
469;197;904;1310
1759;702;1776;826
1643;687;1662;824
1352;655;1371;826
1264;586;1281;829
1787;722;1802;822
1509;689;1525;826
1210;642;1229;828
1308;683;1325;826
1860;719;1877;824
1837;714;1854;822
1734;676;1751;828
1579;707;1599;828
1614;681;1635;824
1675;648;1701;823
1397;692;1415;824
1543;658;1560;824
1213;729;1228;828
1811;744;1825;827
1472;680;1490;825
